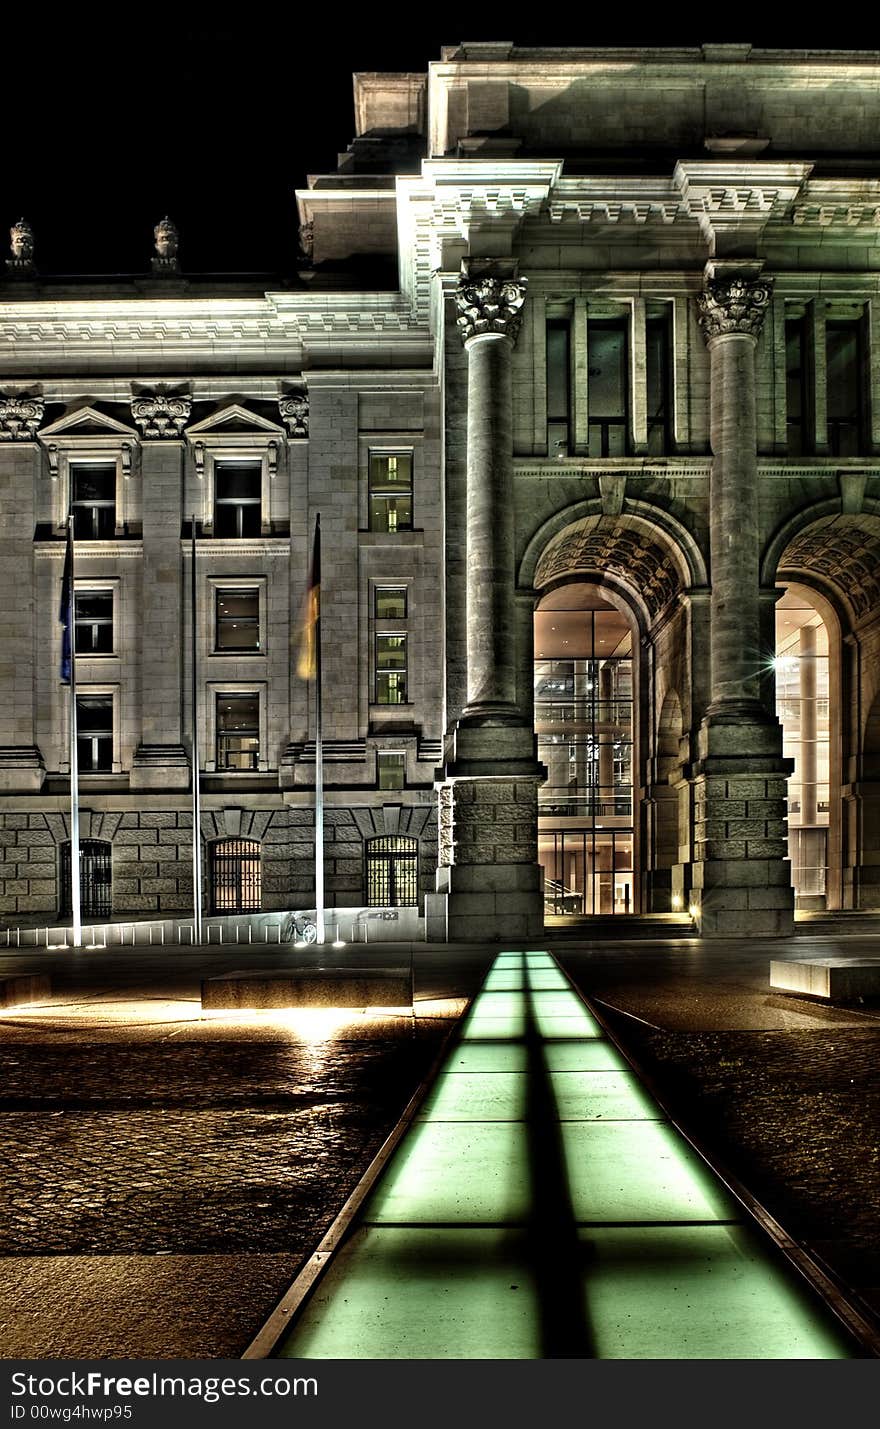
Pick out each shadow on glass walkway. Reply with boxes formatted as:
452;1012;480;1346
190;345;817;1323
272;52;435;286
269;951;859;1359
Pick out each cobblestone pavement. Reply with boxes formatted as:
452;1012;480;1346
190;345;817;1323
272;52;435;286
0;1018;449;1357
596;1021;880;1327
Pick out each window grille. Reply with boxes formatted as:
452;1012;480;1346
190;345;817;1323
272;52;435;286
59;839;112;919
210;837;261;912
365;835;418;907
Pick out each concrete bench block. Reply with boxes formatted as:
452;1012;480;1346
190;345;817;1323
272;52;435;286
0;974;51;1009
201;968;413;1012
770;958;880;1000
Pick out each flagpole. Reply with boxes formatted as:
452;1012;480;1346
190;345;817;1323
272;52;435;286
68;512;82;949
314;513;325;945
191;516;203;947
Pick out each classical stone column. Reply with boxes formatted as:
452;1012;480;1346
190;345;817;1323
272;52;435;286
691;272;794;935
429;269;545;942
456;272;526;722
130;395;191;791
0;399;45;792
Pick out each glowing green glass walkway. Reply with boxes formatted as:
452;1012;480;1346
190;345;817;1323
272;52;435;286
277;951;855;1359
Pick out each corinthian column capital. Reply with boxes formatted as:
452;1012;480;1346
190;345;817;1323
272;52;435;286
696;274;773;344
455;275;528;348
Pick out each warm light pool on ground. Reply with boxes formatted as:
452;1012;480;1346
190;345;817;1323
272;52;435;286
277;950;856;1359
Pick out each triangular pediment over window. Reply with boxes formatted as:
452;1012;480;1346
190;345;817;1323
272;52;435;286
186;403;285;437
39;404;139;439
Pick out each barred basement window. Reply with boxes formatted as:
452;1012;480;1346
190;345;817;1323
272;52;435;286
365;835;418;907
59;839;112;919
210;837;261;912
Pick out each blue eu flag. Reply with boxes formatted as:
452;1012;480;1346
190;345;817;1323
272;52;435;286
59;529;72;685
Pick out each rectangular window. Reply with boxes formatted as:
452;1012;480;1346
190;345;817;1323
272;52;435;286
214;463;261;538
646;314;671;454
377;752;406;790
216;694;260;770
374;587;407;620
72;465;116;540
375;634;408;704
76;695;113;772
369;453;413;533
786;317;809;456
588;319;629;456
826;321;864;457
215;588;260;651
546;318;571;456
74;592;113;655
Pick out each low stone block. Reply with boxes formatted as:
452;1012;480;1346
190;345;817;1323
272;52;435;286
201;969;413;1011
770;958;880;1001
0;974;50;1009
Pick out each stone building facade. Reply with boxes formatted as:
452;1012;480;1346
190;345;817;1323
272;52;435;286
2;42;880;938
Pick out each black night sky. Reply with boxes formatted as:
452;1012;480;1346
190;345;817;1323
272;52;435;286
4;15;876;279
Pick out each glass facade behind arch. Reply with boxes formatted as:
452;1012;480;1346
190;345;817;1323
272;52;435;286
535;592;634;915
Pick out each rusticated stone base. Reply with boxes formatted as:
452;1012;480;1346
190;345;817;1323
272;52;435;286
691;768;794;935
432;773;544;941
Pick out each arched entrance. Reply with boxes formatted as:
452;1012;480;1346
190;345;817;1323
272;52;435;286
766;506;880;912
775;586;832;909
535;585;636;916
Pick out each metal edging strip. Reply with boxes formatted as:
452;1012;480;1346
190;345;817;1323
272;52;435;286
577;978;880;1358
241;1012;464;1360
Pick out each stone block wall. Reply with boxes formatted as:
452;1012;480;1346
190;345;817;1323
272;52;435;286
0;800;439;921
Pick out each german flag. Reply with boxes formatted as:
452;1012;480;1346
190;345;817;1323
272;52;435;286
59;521;73;685
296;514;320;680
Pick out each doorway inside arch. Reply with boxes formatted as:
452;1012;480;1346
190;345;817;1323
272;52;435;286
535;586;635;916
775;587;830;908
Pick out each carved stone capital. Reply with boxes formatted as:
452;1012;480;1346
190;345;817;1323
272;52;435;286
279;392;309;437
696;275;773;344
455;276;528;347
131;393;191;438
0;395;44;440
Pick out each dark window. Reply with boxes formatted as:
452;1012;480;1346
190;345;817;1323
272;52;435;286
375;587;407;620
377;752;406;790
76;695;113;772
646;314;671;454
369;454;413;532
59;839;112;919
214;463;261;538
210;837;261;912
74;592;113;655
216;694;260;770
365;835;418;907
786;317;809;456
72;465;115;540
826;321;864;456
547;318;571;455
216;588;260;651
588;319;629;456
376;634;407;704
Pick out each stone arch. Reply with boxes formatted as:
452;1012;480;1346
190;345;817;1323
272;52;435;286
761;499;880;623
657;688;684;781
519;497;707;603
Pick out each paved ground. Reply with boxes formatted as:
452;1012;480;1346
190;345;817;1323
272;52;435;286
1;926;879;1357
0;986;453;1359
